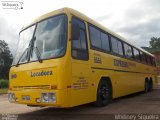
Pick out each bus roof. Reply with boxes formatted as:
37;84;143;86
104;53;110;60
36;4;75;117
21;7;154;57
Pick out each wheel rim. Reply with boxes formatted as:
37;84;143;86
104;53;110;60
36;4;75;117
100;85;109;100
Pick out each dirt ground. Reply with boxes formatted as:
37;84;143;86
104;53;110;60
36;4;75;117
0;86;160;120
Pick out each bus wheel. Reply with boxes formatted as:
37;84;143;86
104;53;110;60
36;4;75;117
145;80;149;93
94;79;111;107
148;79;153;91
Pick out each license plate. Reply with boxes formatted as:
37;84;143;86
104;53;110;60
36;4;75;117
22;96;30;101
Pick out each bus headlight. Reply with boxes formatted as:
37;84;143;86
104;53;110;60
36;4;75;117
41;93;48;102
48;93;56;103
41;93;56;103
8;93;15;102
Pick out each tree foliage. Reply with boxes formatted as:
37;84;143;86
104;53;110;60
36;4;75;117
149;37;160;66
0;40;13;79
150;37;160;52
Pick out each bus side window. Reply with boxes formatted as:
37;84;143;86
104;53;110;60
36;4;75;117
123;43;133;59
71;17;88;60
111;37;123;56
133;48;141;61
152;57;156;66
146;55;151;65
140;51;147;64
88;25;110;52
150;56;156;66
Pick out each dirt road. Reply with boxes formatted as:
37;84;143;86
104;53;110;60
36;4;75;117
1;86;160;120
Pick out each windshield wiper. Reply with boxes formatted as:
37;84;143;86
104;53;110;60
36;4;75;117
15;47;42;67
33;47;43;63
16;48;28;67
29;36;42;63
16;36;35;67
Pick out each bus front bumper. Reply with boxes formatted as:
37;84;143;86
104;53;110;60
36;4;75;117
8;89;68;107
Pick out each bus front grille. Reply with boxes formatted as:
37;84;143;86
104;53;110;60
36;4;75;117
12;85;51;90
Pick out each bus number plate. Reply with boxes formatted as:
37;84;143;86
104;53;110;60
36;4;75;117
22;96;30;101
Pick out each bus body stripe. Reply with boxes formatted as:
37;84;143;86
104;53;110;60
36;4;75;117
91;67;156;75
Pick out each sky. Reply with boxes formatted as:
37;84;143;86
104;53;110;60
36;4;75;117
0;0;160;56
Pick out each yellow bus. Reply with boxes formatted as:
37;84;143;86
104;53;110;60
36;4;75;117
8;8;157;107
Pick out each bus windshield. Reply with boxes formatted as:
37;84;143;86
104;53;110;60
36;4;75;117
12;14;67;65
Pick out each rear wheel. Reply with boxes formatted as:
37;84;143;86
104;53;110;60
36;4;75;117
94;79;112;107
148;79;153;91
145;80;149;93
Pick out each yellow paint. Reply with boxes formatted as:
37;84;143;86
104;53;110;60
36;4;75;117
9;8;157;107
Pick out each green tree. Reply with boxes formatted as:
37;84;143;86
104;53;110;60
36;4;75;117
149;37;160;66
0;40;13;79
150;37;160;50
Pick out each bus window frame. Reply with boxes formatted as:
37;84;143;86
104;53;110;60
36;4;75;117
133;47;141;62
71;16;89;61
12;13;68;66
85;21;155;67
88;23;111;54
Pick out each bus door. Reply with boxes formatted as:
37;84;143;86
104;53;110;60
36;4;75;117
70;16;91;105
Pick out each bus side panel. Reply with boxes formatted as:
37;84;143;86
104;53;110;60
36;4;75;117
89;49;157;100
70;61;92;106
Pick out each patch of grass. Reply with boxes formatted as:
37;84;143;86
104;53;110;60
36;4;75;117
0;79;8;89
0;79;8;94
0;88;8;94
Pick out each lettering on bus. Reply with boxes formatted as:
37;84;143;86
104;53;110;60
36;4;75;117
114;59;136;68
72;78;89;89
30;70;53;77
93;53;102;64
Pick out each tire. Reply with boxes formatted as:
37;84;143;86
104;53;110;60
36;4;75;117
145;80;149;93
94;79;112;107
148;80;153;91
